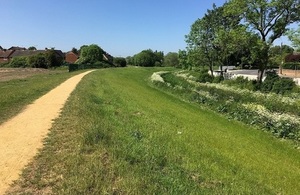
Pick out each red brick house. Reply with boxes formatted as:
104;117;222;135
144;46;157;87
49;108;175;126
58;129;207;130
65;51;79;63
285;52;300;62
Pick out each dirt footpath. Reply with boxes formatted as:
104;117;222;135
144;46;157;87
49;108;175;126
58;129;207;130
0;70;94;194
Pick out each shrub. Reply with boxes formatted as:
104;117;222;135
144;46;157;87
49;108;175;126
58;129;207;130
282;62;300;70
212;75;224;83
68;64;79;72
261;71;279;92
272;78;296;94
0;62;11;67
9;57;28;68
114;57;127;67
260;71;296;94
45;50;63;67
27;53;48;68
197;69;213;83
161;73;191;89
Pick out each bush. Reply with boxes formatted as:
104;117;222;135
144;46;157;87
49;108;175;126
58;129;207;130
114;57;127;67
27;53;48;68
9;57;28;68
260;70;296;94
45;50;63;67
282;62;300;70
224;76;258;91
212;75;224;83
0;62;11;67
68;64;79;72
272;78;296;94
261;71;279;92
197;69;213;83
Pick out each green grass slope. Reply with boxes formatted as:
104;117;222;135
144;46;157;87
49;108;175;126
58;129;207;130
8;67;300;194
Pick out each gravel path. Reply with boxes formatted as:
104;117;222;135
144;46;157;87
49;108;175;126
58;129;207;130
0;70;94;194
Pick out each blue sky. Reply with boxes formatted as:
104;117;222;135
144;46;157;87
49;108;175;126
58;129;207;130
1;0;227;57
1;0;294;57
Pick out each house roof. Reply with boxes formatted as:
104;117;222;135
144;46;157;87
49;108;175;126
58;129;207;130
8;46;26;50
0;50;15;58
54;50;65;58
285;53;300;62
10;50;45;58
10;49;65;58
0;46;3;50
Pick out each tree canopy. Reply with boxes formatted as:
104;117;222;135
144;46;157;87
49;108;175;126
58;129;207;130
164;52;179;67
225;0;300;82
78;44;104;64
133;49;164;67
114;57;127;67
286;25;300;51
185;0;300;83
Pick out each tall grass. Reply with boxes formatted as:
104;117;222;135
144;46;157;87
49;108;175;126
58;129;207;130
8;67;300;194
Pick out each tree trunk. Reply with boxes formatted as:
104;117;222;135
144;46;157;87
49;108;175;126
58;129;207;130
257;68;265;83
209;62;214;76
257;45;269;84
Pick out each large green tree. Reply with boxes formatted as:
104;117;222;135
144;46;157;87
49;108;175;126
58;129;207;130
133;49;164;67
178;50;189;69
78;44;104;64
185;4;221;74
286;25;300;51
164;52;179;67
269;44;294;67
225;0;300;82
186;3;243;75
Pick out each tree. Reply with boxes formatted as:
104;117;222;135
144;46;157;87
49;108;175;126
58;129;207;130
27;53;47;68
185;5;220;74
186;3;242;75
126;56;134;65
134;50;156;67
28;46;37;50
154;50;164;66
178;50;189;69
71;47;79;54
78;44;104;64
45;49;62;67
133;49;164;67
164;52;179;67
225;0;300;83
269;44;294;67
286;25;300;51
114;57;127;67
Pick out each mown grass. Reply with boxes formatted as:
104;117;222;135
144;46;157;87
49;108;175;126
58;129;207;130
7;67;300;194
0;69;86;124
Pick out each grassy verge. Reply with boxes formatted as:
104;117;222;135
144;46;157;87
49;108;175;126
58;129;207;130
156;71;300;144
7;67;300;194
0;69;86;124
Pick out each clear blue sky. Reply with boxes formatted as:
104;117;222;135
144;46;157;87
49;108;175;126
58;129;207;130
1;0;293;57
1;0;228;57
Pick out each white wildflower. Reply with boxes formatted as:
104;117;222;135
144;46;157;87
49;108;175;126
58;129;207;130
150;71;168;83
242;103;300;125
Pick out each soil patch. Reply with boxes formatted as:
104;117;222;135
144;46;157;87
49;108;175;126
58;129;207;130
0;68;64;82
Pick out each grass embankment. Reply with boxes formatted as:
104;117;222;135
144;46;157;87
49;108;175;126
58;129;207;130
8;67;300;194
0;70;85;124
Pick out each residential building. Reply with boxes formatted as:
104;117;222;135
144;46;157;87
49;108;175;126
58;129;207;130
65;51;79;64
